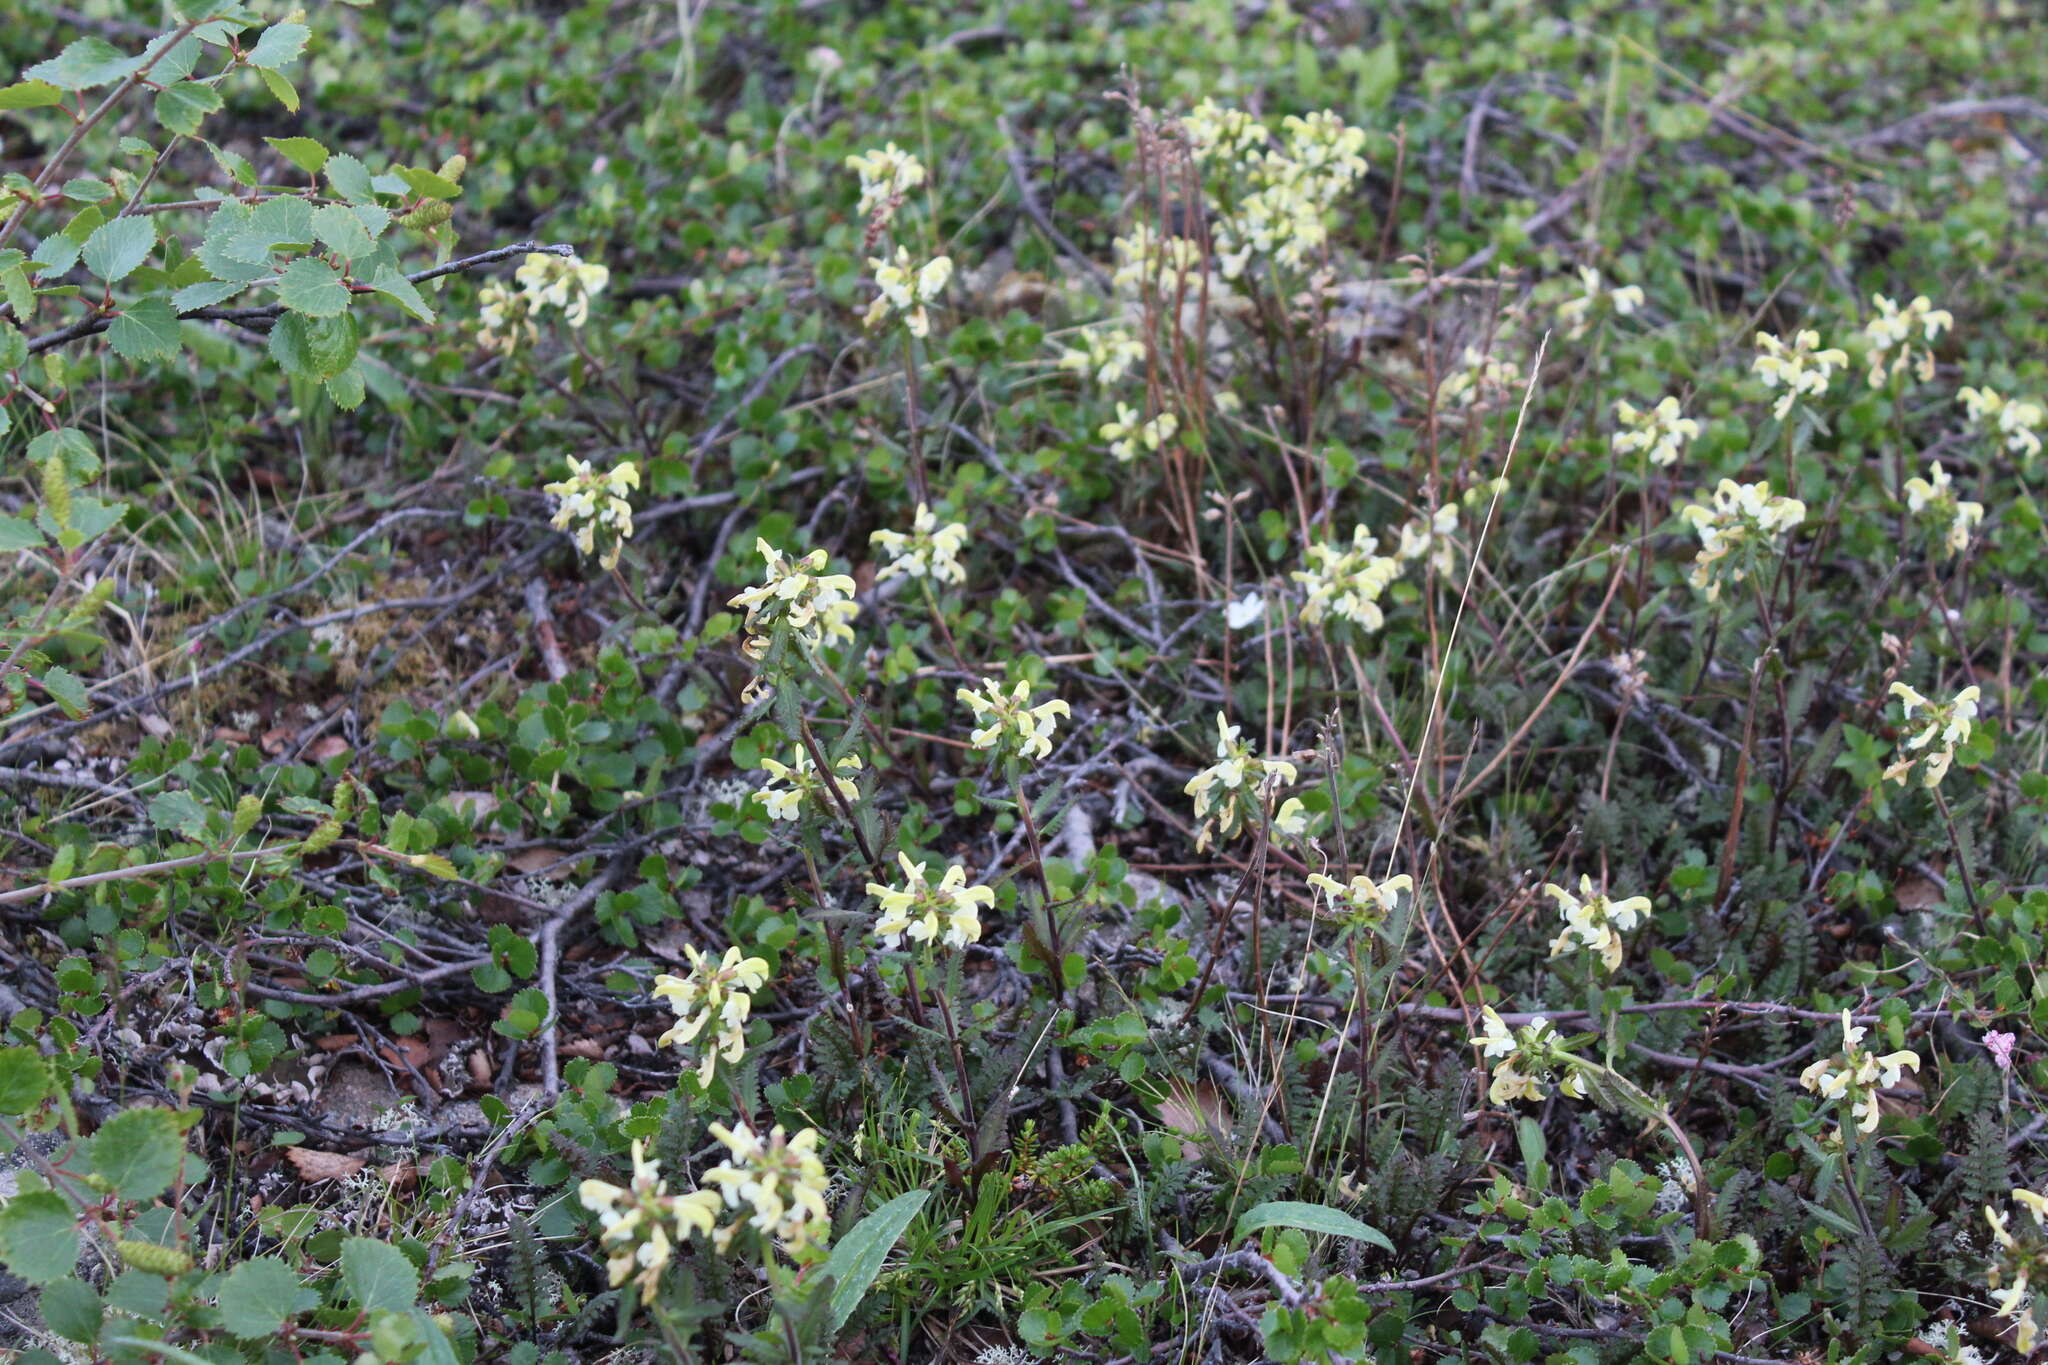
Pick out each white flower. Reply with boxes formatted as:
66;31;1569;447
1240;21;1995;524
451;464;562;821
698;1122;831;1252
1306;870;1412;928
1394;504;1459;576
1753;329;1849;421
957;678;1070;763
1224;592;1266;630
1292;525;1401;631
863;246;952;337
1882;682;1980;788
1556;265;1645;339
481;251;609;348
1676;479;1805;602
1468;1008;1586;1106
543;456;640;571
578;1139;681;1303
754;749;862;821
1098;403;1178;462
1184;712;1299;850
1862;293;1952;388
871;503;968;585
1612;396;1700;469
1901;462;1983;557
867;851;994;951
652;945;772;1086
1438;341;1520;410
1958;385;2045;462
1056;326;1147;385
728;538;860;661
1543;874;1651;974
1797;1009;1920;1138
845;143;926;224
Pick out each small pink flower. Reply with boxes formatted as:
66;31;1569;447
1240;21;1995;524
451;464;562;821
1985;1029;2017;1073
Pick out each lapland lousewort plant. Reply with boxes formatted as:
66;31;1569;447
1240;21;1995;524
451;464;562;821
1901;462;1983;557
1544;875;1651;974
1611;396;1700;468
1555;265;1645;339
1959;385;2045;463
1099;403;1179;463
1470;1007;1588;1106
1677;479;1806;602
1292;526;1401;631
958;678;1070;763
754;749;862;822
1883;682;1980;788
1055;325;1147;385
729;539;860;661
478;251;611;354
1752;329;1849;421
1185;712;1299;850
868;851;995;951
871;503;968;585
1306;871;1412;931
578;1140;706;1303
699;1122;833;1253
543;456;639;571
652;945;772;1086
1986;1189;2048;1353
863;245;953;338
845;143;926;228
1862;293;1953;388
1797;1009;1921;1139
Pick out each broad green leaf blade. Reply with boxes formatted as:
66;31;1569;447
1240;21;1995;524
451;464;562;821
39;666;92;720
325;152;375;203
80;217;155;284
820;1189;931;1331
0;1044;51;1111
1233;1201;1394;1252
153;81;222;137
107;297;182;361
266;136;329;175
341;1236;419;1312
0;515;41;552
215;1256;300;1337
87;1107;188;1201
276;257;349;316
0;1190;79;1285
245;23;310;70
269;311;359;380
0;81;64;110
24;37;145;91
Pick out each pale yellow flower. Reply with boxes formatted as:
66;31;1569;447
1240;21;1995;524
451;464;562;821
1753;329;1848;420
1862;293;1952;388
729;539;860;660
1797;1009;1920;1138
755;749;862;822
867;851;994;951
1292;525;1401;631
652;945;772;1086
863;246;952;337
1677;478;1805;602
871;503;968;585
543;457;640;571
1882;682;1980;788
957;678;1070;763
1306;870;1412;928
698;1123;832;1252
1612;396;1700;468
1184;712;1298;850
1901;461;1983;557
1959;385;2045;462
1543;874;1651;974
845;143;926;224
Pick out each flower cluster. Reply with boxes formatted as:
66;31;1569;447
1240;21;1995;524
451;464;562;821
699;1122;832;1253
755;749;862;822
1394;504;1460;577
578;1140;709;1303
1469;1007;1587;1106
1184;712;1300;850
846;143;925;227
1185;103;1369;277
729;539;860;661
871;503;968;585
1438;340;1521;409
480;252;610;353
1099;403;1179;462
1555;265;1645;339
1292;526;1401;631
1985;1187;2048;1353
1752;329;1848;421
1544;875;1651;974
652;945;771;1086
1056;326;1147;386
1901;462;1983;557
958;678;1070;763
1797;1009;1920;1139
1611;396;1700;468
1676;478;1806;602
863;245;953;338
1862;293;1952;388
543;457;640;571
1959;385;2045;462
1883;681;1980;788
868;851;995;951
1306;871;1412;931
1109;223;1211;297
